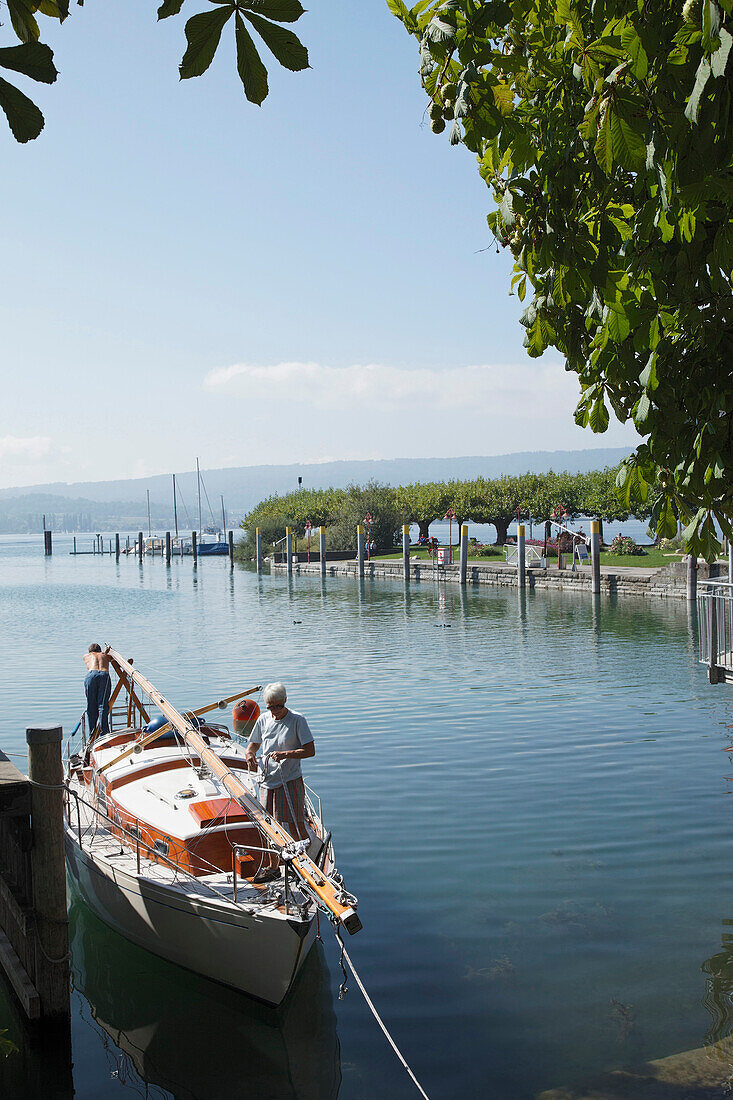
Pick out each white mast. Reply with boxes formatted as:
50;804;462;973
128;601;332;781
172;474;179;539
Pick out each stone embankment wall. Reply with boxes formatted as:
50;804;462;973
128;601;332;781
271;557;726;599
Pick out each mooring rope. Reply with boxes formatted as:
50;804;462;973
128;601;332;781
333;924;431;1100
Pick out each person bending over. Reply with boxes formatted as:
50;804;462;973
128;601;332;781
245;682;315;884
83;643;112;737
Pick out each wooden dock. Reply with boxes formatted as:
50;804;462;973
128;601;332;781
0;731;70;1019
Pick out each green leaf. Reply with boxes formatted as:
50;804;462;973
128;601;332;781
657;498;678;539
244;11;309;71
606;303;630;342
609;108;646;169
0;42;56;84
7;0;40;43
243;0;305;21
157;0;185;18
594;107;613;174
702;0;722;52
621;23;648;79
235;13;269;104
639;350;658;390
633;392;651;427
0;76;44;141
589;395;609;433
179;6;234;80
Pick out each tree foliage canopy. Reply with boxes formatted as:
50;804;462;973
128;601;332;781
389;0;733;559
0;0;308;142
240;466;637;552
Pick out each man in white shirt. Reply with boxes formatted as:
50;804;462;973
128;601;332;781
245;682;315;884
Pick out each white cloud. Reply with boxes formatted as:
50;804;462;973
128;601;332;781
201;358;640;462
204;359;583;413
0;435;52;463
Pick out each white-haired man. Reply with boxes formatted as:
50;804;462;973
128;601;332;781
245;682;315;884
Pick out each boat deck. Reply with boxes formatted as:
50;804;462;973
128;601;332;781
67;785;309;921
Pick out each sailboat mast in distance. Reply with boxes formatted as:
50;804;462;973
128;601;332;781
173;474;179;539
221;495;226;536
147;490;151;538
196;457;202;535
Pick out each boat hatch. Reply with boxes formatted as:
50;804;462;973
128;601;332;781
189;798;249;828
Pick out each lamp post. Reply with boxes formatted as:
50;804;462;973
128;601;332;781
445;509;456;564
305;520;312;564
364;513;373;560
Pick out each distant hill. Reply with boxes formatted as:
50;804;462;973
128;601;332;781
0;448;631;533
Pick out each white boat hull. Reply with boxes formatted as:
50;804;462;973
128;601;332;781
65;829;316;1006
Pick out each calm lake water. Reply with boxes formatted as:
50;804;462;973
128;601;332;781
0;533;732;1099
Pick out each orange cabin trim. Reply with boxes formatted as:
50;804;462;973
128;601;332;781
188;798;249;828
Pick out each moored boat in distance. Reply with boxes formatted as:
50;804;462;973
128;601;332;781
65;651;361;1006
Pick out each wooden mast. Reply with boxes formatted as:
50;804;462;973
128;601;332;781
106;650;362;935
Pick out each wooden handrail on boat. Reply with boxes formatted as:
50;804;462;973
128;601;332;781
105;650;362;935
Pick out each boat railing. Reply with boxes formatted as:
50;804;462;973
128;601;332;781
697;579;733;684
64;785;261;911
304;782;323;832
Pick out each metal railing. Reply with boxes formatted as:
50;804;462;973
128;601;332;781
698;580;733;683
505;544;544;567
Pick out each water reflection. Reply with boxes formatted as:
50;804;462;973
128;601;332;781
69;895;341;1099
702;919;733;1047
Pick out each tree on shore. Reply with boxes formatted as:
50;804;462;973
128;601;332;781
391;0;733;558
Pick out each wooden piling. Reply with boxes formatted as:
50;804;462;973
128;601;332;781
320;526;327;576
590;519;601;595
115;533;120;560
285;527;293;574
44;531;52;556
459;524;468;586
228;530;234;568
138;532;143;562
165;532;171;564
357;525;365;578
517;524;526;590
403;524;410;580
191;531;198;562
72;537;76;556
256;527;263;573
25;726;70;1017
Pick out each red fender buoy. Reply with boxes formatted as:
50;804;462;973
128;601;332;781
233;698;260;739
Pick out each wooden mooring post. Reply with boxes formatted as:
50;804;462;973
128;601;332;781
43;531;52;556
320;526;327;576
228;530;234;568
517;524;526;589
165;531;172;564
256;527;263;573
0;728;70;1020
403;525;410;580
192;530;198;563
138;531;143;563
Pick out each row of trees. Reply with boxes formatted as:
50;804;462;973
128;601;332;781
239;466;647;553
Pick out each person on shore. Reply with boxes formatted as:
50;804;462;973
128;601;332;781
83;643;112;737
245;682;315;884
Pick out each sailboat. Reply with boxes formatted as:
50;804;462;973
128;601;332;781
65;650;361;1005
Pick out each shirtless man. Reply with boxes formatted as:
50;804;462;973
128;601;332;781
83;643;112;736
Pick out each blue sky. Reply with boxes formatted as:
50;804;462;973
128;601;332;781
1;0;639;488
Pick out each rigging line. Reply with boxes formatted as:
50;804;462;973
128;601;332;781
199;471;217;527
335;931;432;1100
174;480;193;531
